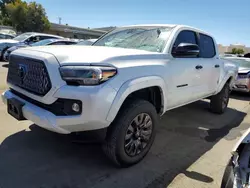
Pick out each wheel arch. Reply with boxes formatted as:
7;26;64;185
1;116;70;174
106;76;167;122
216;73;236;94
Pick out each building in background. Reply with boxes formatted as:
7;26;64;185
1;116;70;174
218;43;250;54
46;23;107;39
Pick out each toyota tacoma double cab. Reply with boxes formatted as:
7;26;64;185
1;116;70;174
2;24;238;167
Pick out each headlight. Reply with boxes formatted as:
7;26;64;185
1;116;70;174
59;66;117;85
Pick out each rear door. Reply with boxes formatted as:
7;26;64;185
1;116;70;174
198;33;221;94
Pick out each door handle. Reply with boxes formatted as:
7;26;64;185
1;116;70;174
195;65;203;70
215;64;220;68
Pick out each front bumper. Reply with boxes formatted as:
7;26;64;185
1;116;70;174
233;78;250;93
2;85;117;134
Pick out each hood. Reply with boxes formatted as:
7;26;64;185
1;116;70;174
8;44;28;51
15;43;29;47
0;39;19;44
238;67;250;74
18;45;160;66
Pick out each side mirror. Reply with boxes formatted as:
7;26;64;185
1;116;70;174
172;43;199;57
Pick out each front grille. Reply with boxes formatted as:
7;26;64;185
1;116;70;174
7;55;51;96
11;89;82;116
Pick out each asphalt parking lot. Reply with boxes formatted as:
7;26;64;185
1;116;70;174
0;62;249;188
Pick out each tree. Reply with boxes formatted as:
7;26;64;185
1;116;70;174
25;2;50;32
231;48;245;55
5;0;50;32
237;48;244;54
0;0;15;15
5;0;27;31
231;48;237;54
0;0;15;25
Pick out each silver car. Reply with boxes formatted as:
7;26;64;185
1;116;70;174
222;57;250;93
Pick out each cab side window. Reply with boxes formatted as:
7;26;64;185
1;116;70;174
40;36;57;40
199;34;216;58
172;30;197;53
27;36;40;43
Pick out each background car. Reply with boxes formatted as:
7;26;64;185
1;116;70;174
244;53;250;58
222;56;250;93
76;38;98;45
3;38;77;61
0;28;16;39
0;33;15;39
221;54;238;58
0;32;63;60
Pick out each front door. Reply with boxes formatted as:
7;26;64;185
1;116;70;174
165;30;206;109
166;58;206;108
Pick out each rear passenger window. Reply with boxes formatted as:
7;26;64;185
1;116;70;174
172;30;197;52
199;34;216;58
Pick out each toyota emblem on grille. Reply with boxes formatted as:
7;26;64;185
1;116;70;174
17;64;26;79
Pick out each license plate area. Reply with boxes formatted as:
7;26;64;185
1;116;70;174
7;98;26;120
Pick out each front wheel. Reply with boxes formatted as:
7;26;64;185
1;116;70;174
210;83;230;114
102;99;158;167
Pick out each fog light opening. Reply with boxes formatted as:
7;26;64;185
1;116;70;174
72;103;80;112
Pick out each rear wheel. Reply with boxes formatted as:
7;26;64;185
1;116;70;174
210;83;230;114
102;99;158;167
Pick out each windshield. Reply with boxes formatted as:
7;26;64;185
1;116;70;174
30;39;54;46
13;33;33;42
93;27;173;52
222;57;250;68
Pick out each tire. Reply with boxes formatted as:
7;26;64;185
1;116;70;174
102;99;158;167
1;48;8;61
210;82;230;114
221;158;234;188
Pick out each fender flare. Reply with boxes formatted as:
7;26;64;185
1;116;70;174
215;72;236;94
106;76;167;122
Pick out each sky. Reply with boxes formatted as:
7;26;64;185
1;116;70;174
25;0;250;46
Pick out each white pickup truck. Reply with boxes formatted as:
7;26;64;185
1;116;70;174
2;24;238;167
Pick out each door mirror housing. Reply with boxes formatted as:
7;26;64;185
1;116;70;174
172;43;199;57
